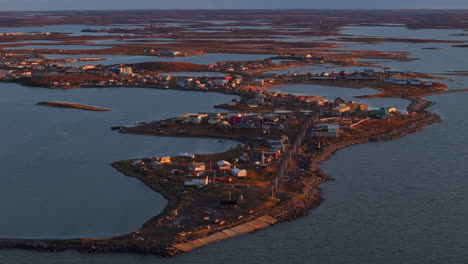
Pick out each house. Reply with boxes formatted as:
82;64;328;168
347;102;368;112
184;177;208;186
188;114;208;124
149;161;164;170
154;156;171;164
109;66;133;76
373;107;397;119
334;97;346;106
176;113;196;123
239;153;250;163
231;168;247;177
82;64;97;70
332;104;351;116
204;113;222;125
311;124;340;138
159;50;182;56
217;160;232;170
267;139;287;152
207;116;221;124
228;113;243;124
188;162;206;171
179;152;195;159
294;53;312;59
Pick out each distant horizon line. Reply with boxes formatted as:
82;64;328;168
1;8;468;12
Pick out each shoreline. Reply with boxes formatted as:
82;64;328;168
0;97;441;256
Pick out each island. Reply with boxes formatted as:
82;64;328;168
36;101;111;111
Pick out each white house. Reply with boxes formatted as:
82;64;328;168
188;114;208;124
184;177;209;186
207;116;222;125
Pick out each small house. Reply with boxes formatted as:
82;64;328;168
149;161;164;170
188;114;208;124
228;113;243;124
207;116;222;125
217;160;232;170
231;168;247;177
188;162;206;171
184;177;208;186
332;104;351;116
176;113;196;123
154;156;171;164
311;124;340;138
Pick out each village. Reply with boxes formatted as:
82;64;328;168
0;9;463;257
0;50;444;98
0;26;451;255
108;77;429;243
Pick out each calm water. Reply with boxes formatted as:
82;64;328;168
5;45;112;50
1;24;468;263
49;53;274;66
0;84;238;239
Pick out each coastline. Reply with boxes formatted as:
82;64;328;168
0;97;441;256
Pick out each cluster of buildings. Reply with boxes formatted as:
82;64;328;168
144;49;185;56
173;74;244;90
208;58;288;72
175;110;298;132
267;69;434;87
127;155;250;188
0;53;248;90
0;56;45;79
384;71;433;86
